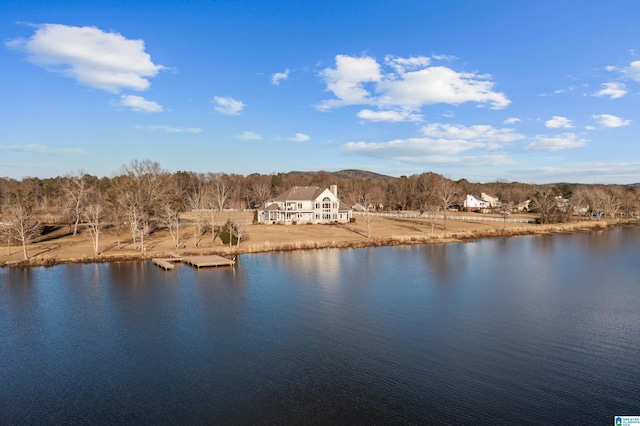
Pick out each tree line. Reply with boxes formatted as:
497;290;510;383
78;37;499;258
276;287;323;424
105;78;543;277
1;159;638;259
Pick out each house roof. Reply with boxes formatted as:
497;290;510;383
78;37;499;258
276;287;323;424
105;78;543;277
338;202;351;212
272;186;327;201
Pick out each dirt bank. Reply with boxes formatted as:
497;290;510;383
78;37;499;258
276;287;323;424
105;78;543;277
0;212;629;268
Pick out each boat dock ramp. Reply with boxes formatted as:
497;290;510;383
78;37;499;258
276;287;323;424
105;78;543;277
152;254;235;270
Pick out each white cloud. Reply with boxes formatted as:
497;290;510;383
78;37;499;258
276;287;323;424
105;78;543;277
213;96;245;115
340;122;521;165
510;161;640;183
271;69;290;85
384;55;431;73
545;116;574;129
623;60;640;81
552;85;576;95
235;131;262;140
342;137;480;158
341;138;513;166
431;54;458;62
0;143;84;155
504;117;521;124
318;55;381;110
593;82;627;99
604;65;617;72
357;109;422;122
137;125;201;133
524;133;587;151
318;54;510;116
421;123;525;144
6;23;164;92
288;133;311;142
539;85;578;97
119;95;163;113
591;114;631;128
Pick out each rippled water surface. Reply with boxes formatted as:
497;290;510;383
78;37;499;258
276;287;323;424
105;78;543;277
1;227;639;424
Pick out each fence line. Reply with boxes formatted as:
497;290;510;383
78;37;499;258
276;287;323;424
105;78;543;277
353;211;536;224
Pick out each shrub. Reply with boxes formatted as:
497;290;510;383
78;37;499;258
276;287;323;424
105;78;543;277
219;220;239;245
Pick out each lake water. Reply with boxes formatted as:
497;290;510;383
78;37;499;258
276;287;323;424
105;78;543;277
1;227;639;425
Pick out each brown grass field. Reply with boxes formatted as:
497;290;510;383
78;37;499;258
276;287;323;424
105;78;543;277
0;211;623;267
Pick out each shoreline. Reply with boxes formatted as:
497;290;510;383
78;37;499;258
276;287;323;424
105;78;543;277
2;219;633;269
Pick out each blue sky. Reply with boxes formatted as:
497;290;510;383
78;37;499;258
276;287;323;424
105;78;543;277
1;0;640;183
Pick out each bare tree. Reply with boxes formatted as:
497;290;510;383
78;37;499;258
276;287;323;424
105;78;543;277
431;175;460;230
208;173;231;243
622;186;638;218
210;173;231;211
386;176;409;210
4;189;42;260
62;171;90;236
416;173;439;233
346;179;381;238
186;178;210;247
246;174;272;209
498;183;530;213
602;186;623;219
118;159;171;253
1;220;12;255
532;185;560;223
159;202;183;249
82;190;108;255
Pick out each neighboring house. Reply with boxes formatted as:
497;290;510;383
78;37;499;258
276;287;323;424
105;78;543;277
257;185;352;224
480;193;501;209
351;202;374;212
463;194;490;212
555;195;570;212
517;200;531;212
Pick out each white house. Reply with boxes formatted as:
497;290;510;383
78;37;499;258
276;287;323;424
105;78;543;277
480;193;501;208
257;185;352;224
463;194;490;212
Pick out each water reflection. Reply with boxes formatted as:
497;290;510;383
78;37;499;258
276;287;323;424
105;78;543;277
1;227;639;424
422;243;464;285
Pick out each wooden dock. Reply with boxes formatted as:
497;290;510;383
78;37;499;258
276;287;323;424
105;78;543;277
153;254;235;270
152;258;176;270
182;255;236;268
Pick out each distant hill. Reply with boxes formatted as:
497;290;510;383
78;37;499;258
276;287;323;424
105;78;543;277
283;169;392;180
331;169;392;180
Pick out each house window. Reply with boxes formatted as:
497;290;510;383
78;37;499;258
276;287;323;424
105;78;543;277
322;197;331;213
298;202;302;209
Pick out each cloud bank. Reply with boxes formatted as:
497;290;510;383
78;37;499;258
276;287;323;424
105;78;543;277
525;133;586;151
137;125;201;133
342;123;522;165
318;54;510;122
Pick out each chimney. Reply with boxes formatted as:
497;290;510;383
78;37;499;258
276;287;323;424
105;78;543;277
330;184;338;197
